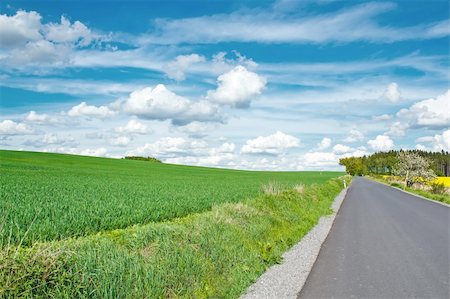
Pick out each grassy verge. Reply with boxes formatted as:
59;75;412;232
369;176;450;205
0;176;350;298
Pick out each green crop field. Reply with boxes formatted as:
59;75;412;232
0;150;342;247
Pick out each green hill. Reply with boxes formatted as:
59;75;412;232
0;150;342;246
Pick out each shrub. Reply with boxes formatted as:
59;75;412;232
430;182;447;195
124;156;162;163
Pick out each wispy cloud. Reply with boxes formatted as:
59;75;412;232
140;2;449;45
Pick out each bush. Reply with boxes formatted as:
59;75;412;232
124;156;162;163
430;182;447;195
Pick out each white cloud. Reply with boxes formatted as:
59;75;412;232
397;89;450;128
344;128;364;143
384;82;401;102
431;130;450;151
165;54;205;81
177;121;211;138
0;10;95;69
386;121;409;137
130;140;236;167
23;133;76;147
301;152;338;169
415;144;428;151
332;144;352;154
110;136;131;147
78;147;108;157
0;10;42;48
115;119;151;134
123;84;222;125
372;114;392;121
45;16;92;46
209;142;235;155
41;147;109;157
211;51;258;74
128;137;208;158
0;120;34;135
241;131;300;155
367;135;394;151
144;3;449;45
317;137;331;150
68;102;117;119
206;65;266;107
25;111;50;123
415;136;435;143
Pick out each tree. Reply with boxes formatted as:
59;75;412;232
393;151;436;188
339;157;365;176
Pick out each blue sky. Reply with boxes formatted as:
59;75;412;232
0;0;449;170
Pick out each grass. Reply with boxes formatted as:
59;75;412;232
0;150;342;247
372;175;450;205
0;176;351;298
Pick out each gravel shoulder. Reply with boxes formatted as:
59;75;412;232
241;186;349;299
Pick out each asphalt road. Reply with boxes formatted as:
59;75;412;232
299;177;449;299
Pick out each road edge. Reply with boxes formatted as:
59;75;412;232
368;177;450;208
240;185;350;299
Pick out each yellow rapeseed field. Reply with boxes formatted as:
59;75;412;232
381;175;450;187
434;177;450;187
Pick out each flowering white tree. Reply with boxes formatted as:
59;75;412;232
393;151;436;188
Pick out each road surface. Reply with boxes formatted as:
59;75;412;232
299;177;449;298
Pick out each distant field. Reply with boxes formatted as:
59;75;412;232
0;150;342;246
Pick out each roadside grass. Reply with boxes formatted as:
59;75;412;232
0;176;351;298
371;176;450;205
0;150;342;247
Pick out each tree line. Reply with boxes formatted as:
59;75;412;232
339;150;450;177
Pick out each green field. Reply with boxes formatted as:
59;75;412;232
0;150;342;247
0;149;349;298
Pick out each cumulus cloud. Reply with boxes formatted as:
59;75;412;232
241;131;300;155
206;65;266;107
367;135;394;151
384;82;401;102
417;130;450;151
301;152;338;169
0;10;95;69
415;144;428;151
415;136;434;143
397;89;449;129
115;119;151;134
386;121;409;137
332;144;353;154
344;128;364;143
317;137;331;150
158;141;236;167
127;137;208;159
176;121;211;138
431;130;450;151
0;10;42;48
123;84;222;125
0;120;34;135
25;111;51;123
68;102;117;119
165;54;205;81
110;136;131;147
45;16;92;46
